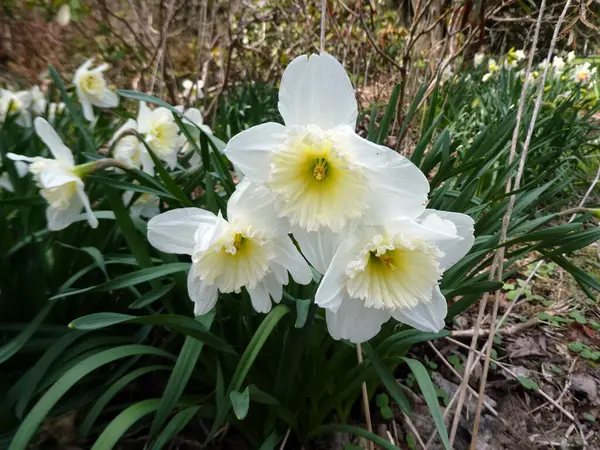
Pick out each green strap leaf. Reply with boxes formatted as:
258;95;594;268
148;312;215;439
207;305;290;441
0;301;53;366
363;343;411;414
401;357;450;450
309;424;401;450
69;312;232;353
91;399;163;450
9;345;174;450
79;365;171;437
230;386;251;420
128;283;175;309
150;406;202;450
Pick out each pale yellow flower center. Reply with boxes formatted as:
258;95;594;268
268;133;368;232
345;234;442;310
193;225;272;293
41;181;78;209
78;72;106;98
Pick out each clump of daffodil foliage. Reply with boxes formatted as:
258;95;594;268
1;50;599;450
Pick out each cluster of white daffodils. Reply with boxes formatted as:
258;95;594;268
109;102;206;173
7;118;98;230
573;62;597;85
148;53;474;343
74;59;119;122
182;79;205;103
0;86;64;127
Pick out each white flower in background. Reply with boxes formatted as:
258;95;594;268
573;62;597;84
515;49;526;61
137;102;183;169
74;59;119;122
7;118;98;230
487;59;499;73
441;65;454;83
315;211;474;343
55;4;71;26
48;102;66;123
109;102;182;173
123;190;160;219
482;73;493;83
538;60;549;71
147;179;312;315
0;160;28;192
552;56;565;74
225;53;429;239
182;79;205;103
30;86;47;116
567;51;576;63
180;107;212;168
474;53;485;67
0;89;32;127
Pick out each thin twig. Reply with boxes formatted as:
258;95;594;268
426;341;498;416
402;411;427;450
356;343;374;450
320;0;327;53
470;2;572;447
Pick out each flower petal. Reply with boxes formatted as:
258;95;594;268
315;235;359;312
34;118;75;165
325;296;390;343
292;226;346;275
45;191;83;231
77;187;99;229
224;122;288;181
390;286;447;332
227;178;289;237
80;97;95;122
147;208;217;255
270;235;312;285
0;173;14;192
334;129;429;221
136;102;153;132
278;53;358;129
419;210;475;270
263;272;283;303
92;89;119;108
247;281;273;313
109;118;138;146
187;268;219;315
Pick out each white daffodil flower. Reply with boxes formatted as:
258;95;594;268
180;107;213;168
7;118;98;230
74;59;119;122
136;102;183;169
573;62;597;84
0;89;32;127
225;53;429;237
567;51;576;63
123;191;160;218
30;86;47;116
487;59;499;73
315;210;474;343
0;160;28;192
473;53;485;67
109;102;182;173
147;179;312;315
48;102;66;123
552;56;565;74
515;49;526;61
482;73;493;83
182;79;205;103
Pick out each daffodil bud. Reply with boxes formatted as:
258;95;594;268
56;4;71;26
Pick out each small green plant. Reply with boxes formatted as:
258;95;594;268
376;393;394;420
517;376;540;391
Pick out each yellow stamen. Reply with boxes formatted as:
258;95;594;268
377;254;397;271
313;158;328;181
233;233;243;252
